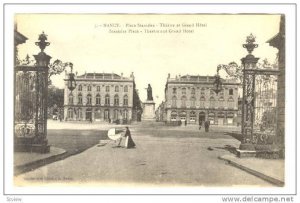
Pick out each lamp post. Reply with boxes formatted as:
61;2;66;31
212;66;223;94
67;63;76;91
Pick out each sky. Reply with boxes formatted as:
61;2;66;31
15;14;280;104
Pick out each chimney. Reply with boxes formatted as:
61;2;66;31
168;73;170;79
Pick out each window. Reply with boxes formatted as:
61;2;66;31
96;94;101;105
78;108;83;119
209;97;216;108
87;85;92;91
87;94;92;105
114;109;119;119
123;109;128;119
106;86;110;92
210;89;215;95
172;88;177;94
229;89;234;95
181;96;186;107
124;85;128;92
191;88;195;95
171;111;177;121
67;108;73;119
228;97;235;109
115;86;119;92
78;85;82;91
104;109;110;120
97;86;100;92
69;93;73;105
201;88;205;96
114;95;119;106
200;96;205;108
182;88;186;95
171;96;177;107
78;93;82;105
190;111;196;122
105;94;110;105
190;97;196;107
218;97;225;108
123;95;128;106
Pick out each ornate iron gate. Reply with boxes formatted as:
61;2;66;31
14;32;51;153
240;34;280;158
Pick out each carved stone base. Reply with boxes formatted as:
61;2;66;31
237;144;280;159
14;137;50;154
15;143;50;153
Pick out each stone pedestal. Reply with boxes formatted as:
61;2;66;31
142;100;156;121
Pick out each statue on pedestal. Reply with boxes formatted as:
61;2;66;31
147;84;153;101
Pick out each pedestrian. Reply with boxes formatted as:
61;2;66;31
185;120;187;126
199;120;202;130
124;127;136;149
204;120;210;132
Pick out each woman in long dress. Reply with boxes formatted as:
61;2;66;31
124;127;136;149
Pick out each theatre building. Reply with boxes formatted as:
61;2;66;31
64;72;136;122
164;74;239;125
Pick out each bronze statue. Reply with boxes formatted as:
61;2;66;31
147;84;153;101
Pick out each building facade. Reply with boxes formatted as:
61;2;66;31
164;74;239;125
64;72;135;123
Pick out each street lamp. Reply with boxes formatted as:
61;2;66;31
67;63;76;91
212;66;223;94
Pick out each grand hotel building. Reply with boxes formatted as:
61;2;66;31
63;72;137;122
164;74;240;125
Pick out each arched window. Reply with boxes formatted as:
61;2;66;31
87;94;92;105
78;93;82;105
219;97;225;108
190;97;196;107
114;95;119;106
87;85;92;91
171;96;177;107
124;85;128;92
181;96;187;107
172;88;177;94
191;88;195;95
201;88;205;96
97;86;100;92
114;109;119;119
96;94;101;105
228;97;235;109
78;85;82;91
123;109;128;119
171;111;177;121
105;94;110;105
115;86;119;92
69;93;73;105
78;108;83;119
209;97;216;108
67;108;73;119
190;111;196;122
123;95;128;106
200;96;205;108
104;109;110;120
229;89;234;95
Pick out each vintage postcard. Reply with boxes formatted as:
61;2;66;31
2;2;298;201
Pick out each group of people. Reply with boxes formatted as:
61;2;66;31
199;120;210;132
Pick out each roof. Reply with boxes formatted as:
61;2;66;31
167;74;238;84
77;73;122;79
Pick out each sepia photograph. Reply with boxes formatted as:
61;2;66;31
1;2;298;202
